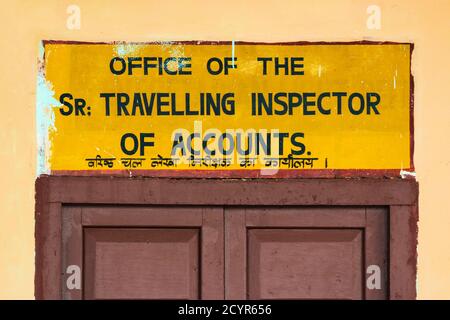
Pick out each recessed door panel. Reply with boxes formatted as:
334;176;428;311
84;228;199;299
248;229;363;299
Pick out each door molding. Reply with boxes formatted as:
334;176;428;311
61;206;223;299
35;176;418;299
225;207;387;299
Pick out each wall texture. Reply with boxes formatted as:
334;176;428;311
0;0;449;299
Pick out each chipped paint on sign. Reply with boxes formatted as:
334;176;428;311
36;41;59;176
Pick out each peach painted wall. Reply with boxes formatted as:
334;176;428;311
0;0;449;299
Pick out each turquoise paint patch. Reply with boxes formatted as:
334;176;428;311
36;45;60;176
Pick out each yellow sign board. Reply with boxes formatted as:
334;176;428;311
37;41;413;177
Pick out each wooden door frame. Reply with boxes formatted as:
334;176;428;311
35;176;418;300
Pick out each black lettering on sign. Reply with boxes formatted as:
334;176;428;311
120;133;155;156
59;93;89;116
109;57;192;76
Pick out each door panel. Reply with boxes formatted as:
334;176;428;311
62;206;224;300
84;228;199;299
248;229;363;299
225;207;388;300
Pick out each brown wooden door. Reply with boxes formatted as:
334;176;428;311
225;207;388;300
62;205;387;300
62;206;224;300
37;178;418;300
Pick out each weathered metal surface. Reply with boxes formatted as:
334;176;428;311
37;41;414;178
